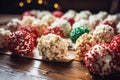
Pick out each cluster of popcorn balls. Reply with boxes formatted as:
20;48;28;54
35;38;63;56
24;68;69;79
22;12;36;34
1;9;120;76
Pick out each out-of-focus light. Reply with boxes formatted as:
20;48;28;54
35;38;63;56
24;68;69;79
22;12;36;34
38;0;43;5
26;0;32;4
19;2;24;7
54;3;59;9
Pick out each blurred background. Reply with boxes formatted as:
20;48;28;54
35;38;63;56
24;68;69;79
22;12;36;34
0;0;119;14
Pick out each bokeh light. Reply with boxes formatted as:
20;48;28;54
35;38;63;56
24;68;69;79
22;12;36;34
26;0;32;4
54;3;59;9
38;0;43;5
19;2;24;7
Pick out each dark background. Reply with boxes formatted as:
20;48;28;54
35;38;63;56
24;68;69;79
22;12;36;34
0;0;119;14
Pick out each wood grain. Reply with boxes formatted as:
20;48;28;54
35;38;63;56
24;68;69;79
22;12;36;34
0;53;120;80
0;54;92;80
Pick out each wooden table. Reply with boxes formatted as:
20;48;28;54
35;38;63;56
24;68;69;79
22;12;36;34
0;15;120;80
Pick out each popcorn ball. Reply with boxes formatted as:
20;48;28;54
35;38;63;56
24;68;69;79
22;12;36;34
7;18;21;32
72;19;92;30
43;26;64;38
0;28;11;48
100;20;116;33
88;11;107;28
105;15;119;24
29;10;41;17
41;14;57;26
110;34;120;65
64;17;75;26
93;24;115;43
70;26;89;43
62;10;76;19
17;25;39;40
80;10;92;15
110;34;120;56
32;19;49;36
74;32;104;60
7;30;35;55
95;11;108;20
84;43;117;76
37;10;51;19
75;10;91;21
52;10;63;18
51;19;71;37
21;11;35;19
20;16;36;25
88;15;100;29
37;34;68;61
116;22;120;34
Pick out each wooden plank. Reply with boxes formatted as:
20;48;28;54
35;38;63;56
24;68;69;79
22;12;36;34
0;53;120;80
0;47;76;62
0;54;92;80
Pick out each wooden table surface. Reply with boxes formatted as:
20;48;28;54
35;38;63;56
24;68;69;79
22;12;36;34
0;14;120;80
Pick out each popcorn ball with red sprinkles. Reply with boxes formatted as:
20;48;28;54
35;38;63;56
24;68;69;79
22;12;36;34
52;11;63;18
64;17;75;26
110;34;120;63
17;25;39;40
51;19;71;37
7;30;35;55
43;26;64;38
84;43;117;76
21;11;35;19
93;24;115;43
110;34;120;53
100;20;116;33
